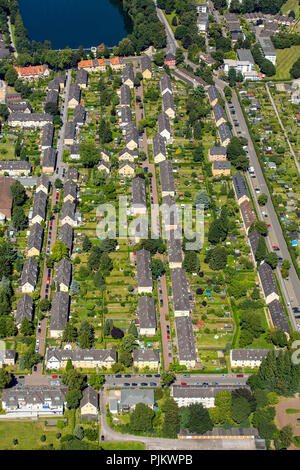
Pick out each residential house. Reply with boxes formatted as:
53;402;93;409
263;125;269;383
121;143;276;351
153;134;166;163
63;179;77;203
45;89;59;108
164;53;176;67
15;294;34;328
0;350;16;367
73;104;86;127
230;349;273;368
65;167;79;182
233;172;250;205
159;160;175;197
120;389;154;411
258;261;279;304
138;296;157;336
218;122;231;147
136;249;153;294
197;13;209;32
70;144;80;160
55;258;72;292
133;349;160;370
36;174;49;195
60;200;76;227
162;92;175;119
26;223;44;257
76;68;88;89
208;146;227;162
207;85;219;107
161;195;179;231
268;299;290;334
132;175;147;216
0;176;14;220
40;123;54;150
48;292;70;338
7;101;32;113
171;384;249;408
1;386;67;416
97;160;111;174
7;113;53;128
20;258;39;293
158;112;171;142
140;55;152;79
100;148;111;162
80;386;99;421
175;316;197;368
120;106;132;126
122;65;134;88
118;161;135;178
0;161;31;176
77;58;106;72
160;73;173;96
248;229;261;260
58;223;73;253
212;103;226;127
212;160;231;177
170;268;190;316
258;36;276;65
64;121;76;146
124;122;138;150
15;64;49;81
110;56;124;71
46;347;117;369
240;199;256;233
166;230;183;268
118;147;138;162
42;147;57;173
31;191;48;225
68;83;81;108
120;84;131;107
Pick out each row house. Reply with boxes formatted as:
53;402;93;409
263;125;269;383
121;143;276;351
132;349;160;370
20;257;39;293
46;348;117;369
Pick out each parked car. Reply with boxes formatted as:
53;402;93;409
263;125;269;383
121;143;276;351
181;382;187;386
141;382;148;386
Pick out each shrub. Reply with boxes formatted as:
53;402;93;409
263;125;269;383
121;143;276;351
40;435;46;442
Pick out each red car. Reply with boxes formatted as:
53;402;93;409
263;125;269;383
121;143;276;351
167;335;170;339
267;224;271;228
52;375;58;379
236;374;243;377
47;277;50;282
181;382;188;386
272;245;279;250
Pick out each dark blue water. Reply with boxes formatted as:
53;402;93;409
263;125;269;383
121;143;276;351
18;0;131;49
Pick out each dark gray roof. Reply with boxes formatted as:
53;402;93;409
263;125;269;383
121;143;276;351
16;294;34;325
120;84;131;106
122;64;134;84
58;223;73;251
248;230;261;256
1;386;67;407
158;112;171;136
65;167;79;181
209;146;226;156
63;178;77;200
218;122;231;143
133;349;159;362
172;384;249;399
121;388;154;408
55;258;72;289
233;172;249;201
136;249;153;289
213;161;231;170
46;347;117;363
231;349;273;362
237;49;254;64
159;160;175;193
27;222;44;253
175;316;196;362
162;91;175;113
153;134;166;158
49;292;70;331
125;121;138;145
7;102;32;113
119;147;138;159
212;103;226;123
76;68;88;87
171;268;190;312
41;123;54;148
138;296;156;330
70;144;80;156
80;386;99;409
268;299;290;333
160;72;172;94
68;83;81;103
32;190;48;220
132;176;146;207
42;147;56;169
140;55;152;74
161;195;178;227
61;200;76;222
65;121;76;140
258;261;278;299
166;230;183;264
45;89;59;106
258;36;276;56
207;85;219;103
121;106;132;124
0;161;31;172
20;258;39;288
7;112;52;123
73;104;86;125
47;78;60;91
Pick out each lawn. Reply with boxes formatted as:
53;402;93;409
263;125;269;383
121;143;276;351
101;441;145;450
0;420;67;450
270;46;300;80
0;143;15;160
281;0;300;18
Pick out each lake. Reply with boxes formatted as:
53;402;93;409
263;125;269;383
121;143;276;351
18;0;132;49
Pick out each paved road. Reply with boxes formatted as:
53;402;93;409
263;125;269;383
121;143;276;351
154;0;178;56
265;83;300;174
215;77;300;328
7;16;17;59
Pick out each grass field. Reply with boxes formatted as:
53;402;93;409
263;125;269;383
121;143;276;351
270;46;300;80
281;0;300;18
0;421;64;450
0;143;15;160
101;441;145;450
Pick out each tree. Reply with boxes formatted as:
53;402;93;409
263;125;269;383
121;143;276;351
150;258;165;280
240;311;264;338
66;389;82;409
110;326;124;339
73;425;84;440
20;317;34;336
161;397;180;438
79;142;100;168
182;251;200;273
185;403;214;434
85;428;98;441
0;103;8;121
99;252;113;273
0;367;11;389
82;235;92;252
12;206;27;231
265;252;278;269
5;67;18;86
207;246;227;270
161;371;176;387
194;190;210;210
175;47;184;66
70;279;80;296
39;298;51;312
54;178;63;189
88;374;105;390
50;241;69;262
128;321;138;338
119;350;133;367
250;221;268;236
121;334;137;353
231;397;251;424
290;56;300;79
44;102;59;115
270;329;288;348
62;323;78;343
10;180;26;206
278;425;293;448
255;237;267;264
19;349;41;370
258;193;268;206
129;403;155;432
94;270;106;290
78;322;94;349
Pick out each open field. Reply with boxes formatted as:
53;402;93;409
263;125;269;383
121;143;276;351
271;46;300;80
281;0;300;18
275;397;300;443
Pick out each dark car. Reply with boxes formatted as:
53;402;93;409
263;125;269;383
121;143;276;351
141;382;148;386
154;374;160;378
33;366;37;372
101;435;105;441
115;374;122;378
124;383;130;386
150;382;157;386
124;374;131;378
132;383;137;386
146;374;152;378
